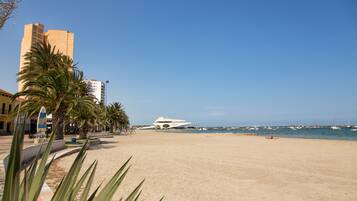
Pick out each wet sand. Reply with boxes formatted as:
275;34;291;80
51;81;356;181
56;130;357;201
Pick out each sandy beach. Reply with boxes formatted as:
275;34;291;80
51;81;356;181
55;130;357;201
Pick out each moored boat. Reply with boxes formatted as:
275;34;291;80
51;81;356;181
153;117;191;129
331;126;341;130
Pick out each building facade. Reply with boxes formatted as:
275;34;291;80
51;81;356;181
45;30;74;58
84;80;106;104
18;23;74;92
0;89;22;135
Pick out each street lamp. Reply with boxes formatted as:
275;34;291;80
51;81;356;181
105;80;109;132
105;80;109;106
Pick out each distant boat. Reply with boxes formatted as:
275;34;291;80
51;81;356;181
331;126;341;130
248;127;259;131
153;117;191;129
351;129;357;132
289;126;297;130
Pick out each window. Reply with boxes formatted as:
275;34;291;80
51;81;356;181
8;104;12;113
1;103;5;114
6;122;11;132
0;121;4;130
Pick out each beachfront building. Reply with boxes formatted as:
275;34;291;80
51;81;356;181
0;89;23;135
84;79;106;104
18;23;74;92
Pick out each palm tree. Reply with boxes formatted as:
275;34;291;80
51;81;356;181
13;42;91;140
69;77;97;139
70;103;96;139
117;108;129;132
17;42;64;84
106;102;130;133
94;103;107;132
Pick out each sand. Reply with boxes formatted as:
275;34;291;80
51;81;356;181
56;130;357;201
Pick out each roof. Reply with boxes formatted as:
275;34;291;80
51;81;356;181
0;88;24;101
0;88;13;96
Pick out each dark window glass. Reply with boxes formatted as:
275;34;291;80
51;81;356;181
1;103;5;114
157;121;172;123
0;121;4;129
8;104;12;113
6;122;11;132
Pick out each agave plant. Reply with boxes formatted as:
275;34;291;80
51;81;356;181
1;112;152;201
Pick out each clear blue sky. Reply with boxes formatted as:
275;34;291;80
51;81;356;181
1;0;357;126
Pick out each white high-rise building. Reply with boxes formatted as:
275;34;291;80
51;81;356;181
84;80;105;104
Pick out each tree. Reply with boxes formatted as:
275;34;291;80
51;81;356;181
106;102;130;133
17;42;63;83
13;42;90;140
94;103;107;132
13;42;130;139
0;0;20;30
69;77;97;139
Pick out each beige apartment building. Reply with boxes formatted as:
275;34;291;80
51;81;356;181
18;23;74;92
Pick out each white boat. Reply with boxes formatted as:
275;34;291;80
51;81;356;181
289;126;297;130
248;127;259;131
153;117;191;129
331;126;341;130
351;129;357;132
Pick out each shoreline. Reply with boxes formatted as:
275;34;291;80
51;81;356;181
144;129;357;142
153;129;357;141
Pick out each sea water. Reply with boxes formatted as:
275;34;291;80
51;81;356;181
186;127;357;141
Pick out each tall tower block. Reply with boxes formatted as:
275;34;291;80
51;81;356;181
18;23;74;92
18;23;45;92
45;30;74;59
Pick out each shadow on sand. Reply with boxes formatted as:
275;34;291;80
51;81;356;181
88;140;119;150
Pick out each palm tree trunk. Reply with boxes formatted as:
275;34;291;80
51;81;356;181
53;112;65;140
79;131;87;139
79;124;88;139
109;125;114;133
